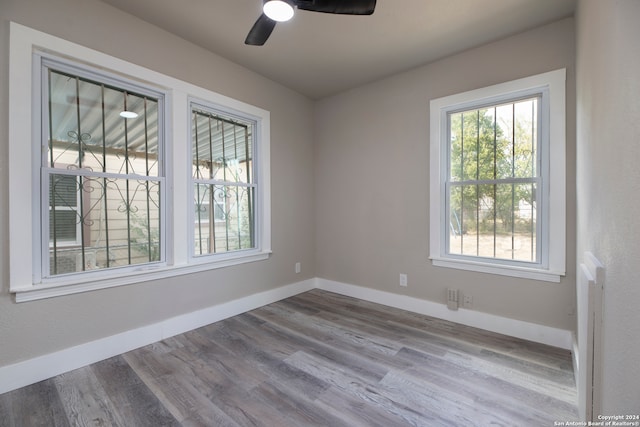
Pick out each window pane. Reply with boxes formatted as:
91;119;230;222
194;183;211;255
48;172;161;276
446;97;540;264
477;184;496;258
514;182;537;262
513;98;538;179
192;111;211;179
449;185;462;254
122;181;161;265
49;174;80;246
449;113;463;181
495;103;513;180
48;71;80;168
48;70;159;177
447;182;539;262
449;184;480;257
218;185;254;252
462;110;478;181
191;109;252;184
50;174;78;207
49;210;77;242
477;107;495;181
193;183;254;256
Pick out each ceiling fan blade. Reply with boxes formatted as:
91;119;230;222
245;13;277;45
294;0;376;15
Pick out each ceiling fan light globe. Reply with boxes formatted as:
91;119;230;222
263;0;294;22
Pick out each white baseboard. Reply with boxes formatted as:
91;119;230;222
316;278;573;350
0;276;573;395
0;279;315;395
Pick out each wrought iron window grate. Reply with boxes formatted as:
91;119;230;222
191;107;256;256
446;96;541;263
44;66;164;276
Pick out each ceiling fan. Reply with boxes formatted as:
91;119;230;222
245;0;377;46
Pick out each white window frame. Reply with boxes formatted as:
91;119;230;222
188;99;261;261
8;22;271;302
429;69;565;282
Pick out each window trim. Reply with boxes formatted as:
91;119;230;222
9;22;271;302
429;69;566;282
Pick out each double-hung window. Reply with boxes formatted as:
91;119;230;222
191;103;257;257
43;60;165;277
429;69;566;282
9;22;271;301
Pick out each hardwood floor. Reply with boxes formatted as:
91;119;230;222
0;290;578;426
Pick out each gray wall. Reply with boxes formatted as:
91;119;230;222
314;18;577;330
575;0;640;413
0;0;316;366
4;0;637;413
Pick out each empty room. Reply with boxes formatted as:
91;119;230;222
0;0;638;425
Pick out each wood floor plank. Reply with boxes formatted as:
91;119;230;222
314;384;417;427
203;382;298;427
0;379;70;427
396;346;577;422
283;350;444;426
377;369;489;426
0;289;578;426
251;305;404;377
53;366;122;427
91;356;179;427
200;315;333;401
249;381;347;427
123;350;207;423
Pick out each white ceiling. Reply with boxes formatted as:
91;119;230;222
100;0;575;99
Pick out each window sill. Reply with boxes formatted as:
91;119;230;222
13;251;272;303
430;256;563;283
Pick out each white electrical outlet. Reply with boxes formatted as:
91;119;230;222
295;262;301;274
399;273;408;287
463;294;473;309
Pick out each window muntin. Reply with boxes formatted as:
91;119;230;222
43;64;164;277
191;106;256;256
446;96;541;265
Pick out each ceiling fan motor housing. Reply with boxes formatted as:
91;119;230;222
246;0;376;46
